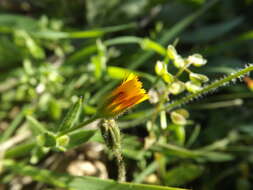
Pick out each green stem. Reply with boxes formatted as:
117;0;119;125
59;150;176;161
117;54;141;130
100;119;126;182
58;116;99;136
115;147;126;182
164;64;253;111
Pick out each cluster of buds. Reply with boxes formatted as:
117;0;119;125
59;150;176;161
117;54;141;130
155;45;209;94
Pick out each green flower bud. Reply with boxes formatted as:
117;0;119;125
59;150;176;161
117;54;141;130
167;45;178;60
168;81;185;95
162;72;174;84
174;109;189;119
36;132;56;147
173;55;186;68
170;111;187;125
185;81;202;93
155;61;166;76
56;135;70;151
187;54;207;67
189;73;209;83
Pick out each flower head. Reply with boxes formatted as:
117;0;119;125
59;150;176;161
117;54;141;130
98;73;149;117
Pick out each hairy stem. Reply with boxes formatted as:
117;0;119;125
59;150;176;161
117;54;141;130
101;119;126;182
164;64;253;111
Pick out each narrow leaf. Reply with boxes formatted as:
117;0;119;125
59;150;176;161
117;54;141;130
57;98;83;132
4;159;188;190
164;164;204;186
0;106;26;142
26;115;49;134
66;129;97;149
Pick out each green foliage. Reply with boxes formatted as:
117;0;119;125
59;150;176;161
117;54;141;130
164;163;204;186
1;0;253;189
3;159;186;190
57;97;83;132
66;129;96;150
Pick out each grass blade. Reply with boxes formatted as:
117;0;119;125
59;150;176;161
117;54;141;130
3;159;188;190
0;107;27;142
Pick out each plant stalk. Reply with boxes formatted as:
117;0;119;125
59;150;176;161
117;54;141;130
101;119;126;182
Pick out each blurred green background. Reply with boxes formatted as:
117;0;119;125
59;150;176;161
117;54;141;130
0;0;253;190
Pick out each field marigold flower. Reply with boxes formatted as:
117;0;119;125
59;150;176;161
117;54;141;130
98;73;149;117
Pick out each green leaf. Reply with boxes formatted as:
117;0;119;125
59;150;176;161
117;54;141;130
66;36;141;64
164;163;204;186
57;98;83;133
26;115;57;148
26;115;49;134
107;66;136;79
0;36;22;65
0;14;38;31
0;14;135;40
66;129;97;149
31;30;68;39
0;106;26;142
154;143;234;162
3;159;187;190
33;23;136;39
141;38;166;55
153;143;198;159
107;66;155;81
200;151;234;162
186;125;201;147
5;142;35;159
134;161;158;183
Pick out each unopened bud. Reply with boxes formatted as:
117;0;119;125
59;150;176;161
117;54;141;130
162;72;174;84
189;73;209;83
173;55;185;68
148;89;159;104
187;54;207;67
170;111;187;125
168;81;185;95
185;81;202;93
174;109;189;119
155;61;166;76
56;135;70;151
167;45;178;60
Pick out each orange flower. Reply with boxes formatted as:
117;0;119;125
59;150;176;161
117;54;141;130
244;77;253;91
98;73;149;117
